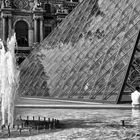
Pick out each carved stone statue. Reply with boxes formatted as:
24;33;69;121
4;0;11;8
33;0;42;10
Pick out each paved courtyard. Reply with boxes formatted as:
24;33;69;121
2;108;140;140
15;97;131;109
0;98;139;140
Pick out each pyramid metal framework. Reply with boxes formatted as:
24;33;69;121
19;0;140;103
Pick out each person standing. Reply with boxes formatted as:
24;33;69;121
131;86;140;108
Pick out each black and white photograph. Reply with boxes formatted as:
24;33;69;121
0;0;140;139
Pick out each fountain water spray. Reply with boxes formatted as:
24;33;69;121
0;33;20;127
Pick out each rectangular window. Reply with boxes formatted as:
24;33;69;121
44;27;52;38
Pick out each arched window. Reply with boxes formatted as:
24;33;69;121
15;20;28;47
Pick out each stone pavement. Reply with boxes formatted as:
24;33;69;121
15;97;131;110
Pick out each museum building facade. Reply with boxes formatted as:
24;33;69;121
0;0;80;64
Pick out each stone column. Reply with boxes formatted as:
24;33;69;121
34;17;38;43
8;16;12;38
40;18;43;41
28;28;33;47
2;16;6;42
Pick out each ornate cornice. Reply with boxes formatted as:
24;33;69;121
33;15;43;20
1;13;12;18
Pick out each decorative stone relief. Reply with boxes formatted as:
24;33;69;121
13;0;29;9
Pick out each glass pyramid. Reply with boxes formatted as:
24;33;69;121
19;0;140;103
